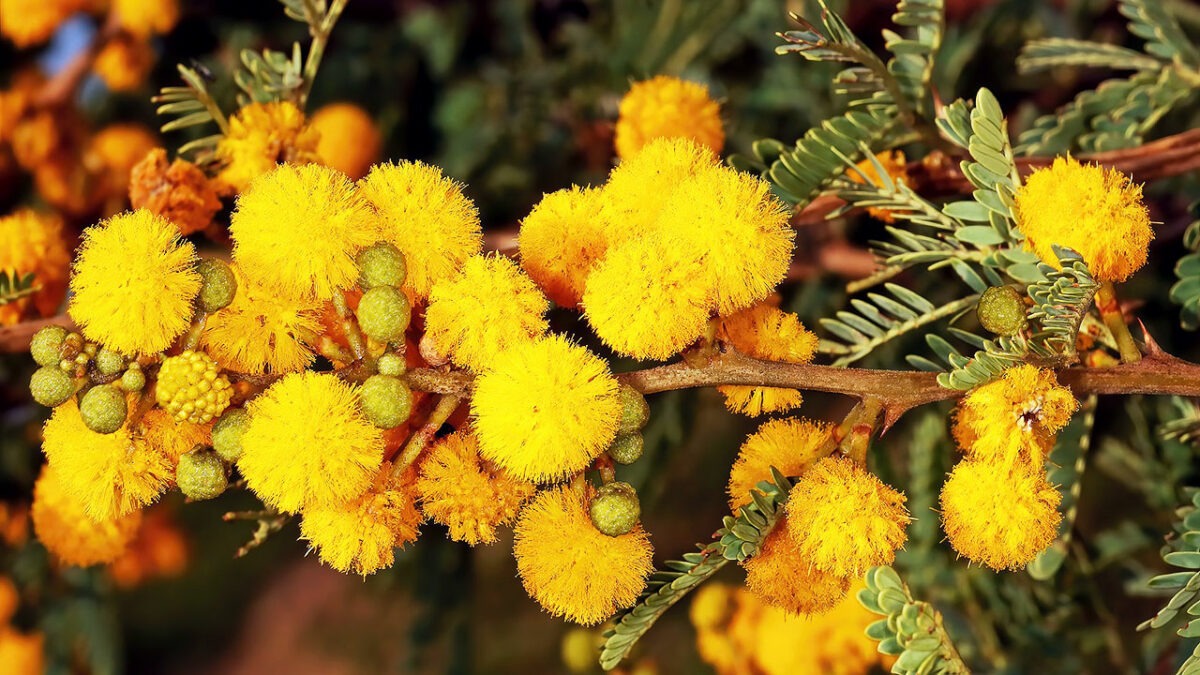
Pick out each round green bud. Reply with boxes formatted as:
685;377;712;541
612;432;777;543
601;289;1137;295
359;375;414;428
79;384;127;434
93;347;125;376
356;286;411;343
589;482;641;537
211;408;251;463
176;450;228;501
608;433;644;465
30;325;68;367
616;384;649;435
357;242;407;289
377;352;406;377
978;285;1028;336
561;628;597;674
195;258;238;313
119;367;146;392
30;366;74;407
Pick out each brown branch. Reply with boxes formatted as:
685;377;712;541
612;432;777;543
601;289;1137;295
0;314;75;353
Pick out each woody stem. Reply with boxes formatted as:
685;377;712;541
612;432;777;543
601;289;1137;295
1095;282;1141;364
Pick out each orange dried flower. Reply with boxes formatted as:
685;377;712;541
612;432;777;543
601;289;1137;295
130;148;223;235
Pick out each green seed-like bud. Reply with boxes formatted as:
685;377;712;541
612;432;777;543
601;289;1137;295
119;367;146;392
79;384;127;434
357;286;411;343
196;258;238;313
561;628;597;674
608;433;644;465
589;482;641;537
176;450;228;500
94;347;124;376
211;408;251;462
357;242;407;289
978;285;1028;336
30;326;68;366
30;366;74;407
616;384;649;435
377;352;406;376
359;375;414;428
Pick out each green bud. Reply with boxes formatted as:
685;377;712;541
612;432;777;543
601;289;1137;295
94;347;125;376
356;286;411;343
79;384;127;434
359;375;414;428
377;352;406;377
30;326;68;367
212;408;251;463
30;366;74;407
357;242;407;290
176;450;228;500
978;285;1028;336
561;628;598;674
616;384;649;435
608;433;644;465
195;258;238;313
119;367;146;392
589;482;641;537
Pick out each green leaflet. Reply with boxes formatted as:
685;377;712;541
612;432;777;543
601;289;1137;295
860;566;971;674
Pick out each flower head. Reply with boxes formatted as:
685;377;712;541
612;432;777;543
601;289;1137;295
94;34;154;92
749;584;891;675
598;137;718;240
513;485;654;625
112;0;179;37
31;464;142;566
847;150;908;223
615;75;724;160
230;163;379;300
518;186;609;308
1014;156;1153;282
953;364;1077;468
416;430;536;545
238;372;384;513
424;255;549;371
201;264;321;374
130;148;222;236
784;456;910;577
69;209;201;355
311;102;381;180
215;102;320;193
0;208;70;325
940;459;1061;570
358;162;482;303
0;0;81;47
137;409;211;461
473;335;621;482
85;124;158;199
742;525;849;615
728;417;831;511
0;627;44;675
717;303;818;416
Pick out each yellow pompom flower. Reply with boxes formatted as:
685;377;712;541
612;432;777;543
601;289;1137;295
201;265;321;375
238;372;384;513
0;0;81;47
0;208;70;325
311;102;382;180
424;255;549;371
69;210;201;355
31;464;142;566
1013;156;1153;282
86;124;159;196
784;456;910;577
750;583;892;675
155;350;233;424
300;464;422;576
513;486;654;625
847;150;908;223
940;459;1062;570
614;75;724;160
518;186;609;308
599;137;718;241
727;417;831;511
230;163;379;301
742;525;849;616
93;35;154;92
689;582;736;631
41;398;174;521
136;409;211;461
215;101;320;193
358;161;482;303
953;364;1077;468
0;626;44;675
416;430;536;545
717;303;818;416
473;335;621;482
112;0;179;37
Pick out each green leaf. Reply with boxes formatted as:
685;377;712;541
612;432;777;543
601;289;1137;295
1017;38;1164;73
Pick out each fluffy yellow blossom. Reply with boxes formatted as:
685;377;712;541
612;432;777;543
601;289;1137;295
113;0;179;37
941;459;1061;570
784;456;910;577
94;34;154;92
717;303;818;416
311;102;382;180
473;335;621;482
518;186;609;308
424;255;549;371
0;627;44;675
689;582;736;631
215;102;320;193
300;464;422;576
87;124;158;182
1014;156;1153;282
614;75;724;160
0;0;81;47
201;265;321;374
750;583;891;675
582;238;710;360
130;148;223;236
238;372;384;513
31;464;142;566
847;150;908;223
416;430;536;545
513;486;654;625
0;209;70;325
599;137;717;240
137;409;211;461
953;364;1077;468
230;163;379;300
358;162;482;302
743;525;849;615
69;209;201;355
728;417;831;511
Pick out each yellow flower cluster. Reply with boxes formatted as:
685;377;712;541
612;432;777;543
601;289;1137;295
311;102;382;180
216;102;321;194
0;575;43;675
614;75;724;160
0;0;85;47
31;463;143;566
716;302;818;416
0;208;70;326
727;417;830;511
847;150;908;223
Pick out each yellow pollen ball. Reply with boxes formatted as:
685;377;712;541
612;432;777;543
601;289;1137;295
846;150;909;223
0;208;70;326
750;582;892;675
155;350;233;424
215;101;320;194
717;303;818;417
112;0;179;38
727;417;831;511
31;464;142;567
742;524;850;616
311;102;382;180
615;75;724;160
953;363;1078;468
598;137;718;241
0;0;81;47
518;186;609;309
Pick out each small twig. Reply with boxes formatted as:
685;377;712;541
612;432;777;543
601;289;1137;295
392;394;462;476
330;293;367;361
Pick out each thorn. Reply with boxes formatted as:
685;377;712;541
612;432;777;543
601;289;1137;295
1137;320;1167;359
